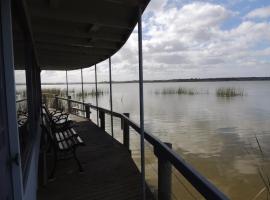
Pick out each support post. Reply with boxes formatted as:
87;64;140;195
95;64;99;126
123;113;130;151
85;104;90;119
67;95;71;113
109;57;114;138
154;143;172;200
0;0;23;198
99;110;105;131
138;6;146;200
66;70;69;97
81;68;84;103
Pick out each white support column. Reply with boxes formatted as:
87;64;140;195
138;6;146;200
95;64;99;126
0;0;23;199
66;70;69;97
109;57;114;138
81;68;84;103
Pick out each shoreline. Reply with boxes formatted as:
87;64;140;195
16;77;270;85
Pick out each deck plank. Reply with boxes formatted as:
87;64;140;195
38;119;154;200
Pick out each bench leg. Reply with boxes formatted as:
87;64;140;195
49;149;58;179
73;148;83;172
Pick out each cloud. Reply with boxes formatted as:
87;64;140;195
16;1;270;82
146;0;167;13
245;6;270;19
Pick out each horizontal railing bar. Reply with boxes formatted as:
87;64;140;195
72;107;85;112
16;98;27;103
48;96;229;200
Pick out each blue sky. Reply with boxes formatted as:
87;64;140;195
15;0;270;82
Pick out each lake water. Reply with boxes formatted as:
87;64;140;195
17;81;270;199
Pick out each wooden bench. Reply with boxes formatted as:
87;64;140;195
54;128;84;151
41;106;85;179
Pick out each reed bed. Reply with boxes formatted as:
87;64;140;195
154;87;207;95
76;88;108;97
216;87;244;97
16;90;27;98
42;88;65;96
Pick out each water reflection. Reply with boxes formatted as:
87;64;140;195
16;81;270;199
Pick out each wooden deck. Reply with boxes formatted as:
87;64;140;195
37;117;154;200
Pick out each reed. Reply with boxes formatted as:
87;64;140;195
16;90;27;98
42;88;65;96
154;87;206;95
216;87;244;97
76;88;108;97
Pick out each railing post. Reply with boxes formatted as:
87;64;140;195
67;96;71;113
123;113;130;151
54;95;59;110
155;143;172;200
99;110;105;130
85;104;90;119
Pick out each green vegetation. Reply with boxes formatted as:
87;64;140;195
42;88;64;96
16;90;27;98
76;88;108;97
154;87;208;95
216;87;244;97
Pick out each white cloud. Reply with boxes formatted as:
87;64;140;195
146;0;167;13
16;1;270;82
245;6;270;19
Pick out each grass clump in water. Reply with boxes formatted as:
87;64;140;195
42;88;64;96
216;87;244;97
76;88;108;97
155;87;204;95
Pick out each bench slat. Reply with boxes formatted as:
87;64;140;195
55;132;61;141
54;127;84;151
76;136;83;144
58;142;64;150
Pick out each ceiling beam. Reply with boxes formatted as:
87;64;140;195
14;35;120;50
14;42;113;55
27;2;134;29
37;50;106;60
16;19;125;41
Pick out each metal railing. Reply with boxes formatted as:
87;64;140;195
49;95;229;200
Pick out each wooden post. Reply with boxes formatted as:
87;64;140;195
67;96;71;113
123;113;130;151
99;110;105;131
155;143;172;200
85;104;90;119
54;95;59;110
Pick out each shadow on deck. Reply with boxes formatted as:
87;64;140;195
37;117;154;200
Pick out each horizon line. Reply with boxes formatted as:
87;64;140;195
15;76;270;85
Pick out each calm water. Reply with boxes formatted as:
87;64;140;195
17;81;270;199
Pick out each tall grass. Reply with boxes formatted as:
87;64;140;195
76;88;108;97
16;90;27;99
154;87;207;95
216;87;244;97
42;88;64;96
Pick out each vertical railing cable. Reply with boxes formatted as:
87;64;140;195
95;64;99;126
138;6;146;200
81;68;84;103
66;70;68;97
109;57;114;138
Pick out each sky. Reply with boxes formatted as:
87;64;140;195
15;0;270;83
